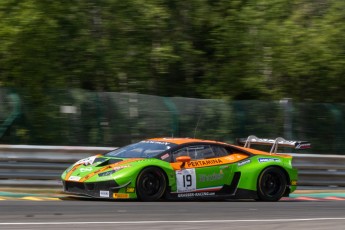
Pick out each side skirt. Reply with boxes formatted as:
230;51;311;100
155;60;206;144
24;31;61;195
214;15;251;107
166;172;258;200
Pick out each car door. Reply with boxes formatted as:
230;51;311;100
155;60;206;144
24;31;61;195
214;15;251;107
171;144;233;194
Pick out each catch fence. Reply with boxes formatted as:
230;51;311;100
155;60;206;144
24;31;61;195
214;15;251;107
1;88;345;154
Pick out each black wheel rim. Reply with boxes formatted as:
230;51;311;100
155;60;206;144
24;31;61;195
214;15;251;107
261;172;282;196
140;172;161;196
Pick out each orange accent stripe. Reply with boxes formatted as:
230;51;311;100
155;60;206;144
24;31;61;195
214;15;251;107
148;138;292;158
149;137;228;145
79;158;143;182
170;154;248;170
65;154;103;181
65;164;82;180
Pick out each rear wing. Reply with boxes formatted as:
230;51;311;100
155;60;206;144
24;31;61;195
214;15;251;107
236;135;311;154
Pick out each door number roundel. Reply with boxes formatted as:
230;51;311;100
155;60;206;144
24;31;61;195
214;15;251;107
176;168;196;192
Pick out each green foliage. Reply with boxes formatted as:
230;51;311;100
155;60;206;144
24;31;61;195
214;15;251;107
1;1;345;152
1;0;345;101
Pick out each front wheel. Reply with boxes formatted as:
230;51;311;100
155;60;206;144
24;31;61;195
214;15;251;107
256;167;287;201
136;167;167;201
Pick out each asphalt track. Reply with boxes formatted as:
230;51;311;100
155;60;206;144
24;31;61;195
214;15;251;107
0;196;345;230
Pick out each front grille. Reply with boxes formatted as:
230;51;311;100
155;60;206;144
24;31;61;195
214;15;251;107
65;181;85;191
85;180;118;191
85;183;95;190
63;180;120;197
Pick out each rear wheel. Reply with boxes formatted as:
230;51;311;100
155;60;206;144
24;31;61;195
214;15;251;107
136;167;167;201
256;167;287;201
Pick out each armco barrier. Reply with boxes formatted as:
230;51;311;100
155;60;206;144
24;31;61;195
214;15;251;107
0;145;114;187
0;145;344;188
291;153;345;187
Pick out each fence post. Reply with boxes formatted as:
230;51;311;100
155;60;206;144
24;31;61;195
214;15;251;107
280;98;293;140
0;92;21;139
163;97;179;137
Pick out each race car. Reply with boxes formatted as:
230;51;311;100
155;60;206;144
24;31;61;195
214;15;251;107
61;136;310;201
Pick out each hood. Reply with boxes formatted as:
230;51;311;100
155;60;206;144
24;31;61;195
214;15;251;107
62;155;144;182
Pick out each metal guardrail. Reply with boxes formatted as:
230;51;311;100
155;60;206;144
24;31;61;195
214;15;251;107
291;153;345;187
0;145;114;187
0;145;344;188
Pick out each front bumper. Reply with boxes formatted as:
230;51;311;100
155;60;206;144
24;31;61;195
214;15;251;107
62;180;121;198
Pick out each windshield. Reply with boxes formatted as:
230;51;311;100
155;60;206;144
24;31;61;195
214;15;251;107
105;140;177;158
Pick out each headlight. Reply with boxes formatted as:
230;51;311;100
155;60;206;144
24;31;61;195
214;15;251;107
99;170;117;177
98;165;129;177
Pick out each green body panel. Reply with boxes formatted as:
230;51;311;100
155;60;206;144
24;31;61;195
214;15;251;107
62;156;176;199
234;155;298;192
195;164;233;189
61;153;297;199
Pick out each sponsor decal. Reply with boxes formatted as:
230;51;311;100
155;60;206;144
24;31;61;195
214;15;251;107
100;190;109;198
113;193;130;199
177;192;215;198
224;154;247;162
68;176;81;181
291;180;297;186
161;153;170;160
126;187;135;193
199;173;224;182
238;159;251;167
225;156;235;161
258;158;281;163
186;158;223;168
80;167;93;172
113;165;130;171
249;138;297;145
75;156;97;166
295;143;311;149
141;140;170;145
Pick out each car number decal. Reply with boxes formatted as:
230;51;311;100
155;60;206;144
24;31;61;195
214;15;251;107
176;168;196;192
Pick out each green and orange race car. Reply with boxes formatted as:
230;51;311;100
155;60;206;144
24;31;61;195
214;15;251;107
61;136;310;201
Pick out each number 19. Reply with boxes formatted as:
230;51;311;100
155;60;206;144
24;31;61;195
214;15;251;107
183;174;192;187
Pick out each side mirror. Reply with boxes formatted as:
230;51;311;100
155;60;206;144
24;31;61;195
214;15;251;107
176;156;191;163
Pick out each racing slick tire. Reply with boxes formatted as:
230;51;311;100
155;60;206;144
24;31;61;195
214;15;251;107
256;167;287;202
136;167;167;201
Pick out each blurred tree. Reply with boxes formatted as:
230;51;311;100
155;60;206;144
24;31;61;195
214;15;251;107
1;0;345;101
1;0;345;149
265;0;345;102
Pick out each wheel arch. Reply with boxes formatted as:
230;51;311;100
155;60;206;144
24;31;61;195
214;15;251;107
264;165;290;183
135;165;169;201
256;165;289;201
269;165;291;196
136;165;169;183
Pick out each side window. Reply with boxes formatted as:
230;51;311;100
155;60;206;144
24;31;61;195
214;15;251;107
173;147;189;161
173;145;216;161
212;146;229;157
